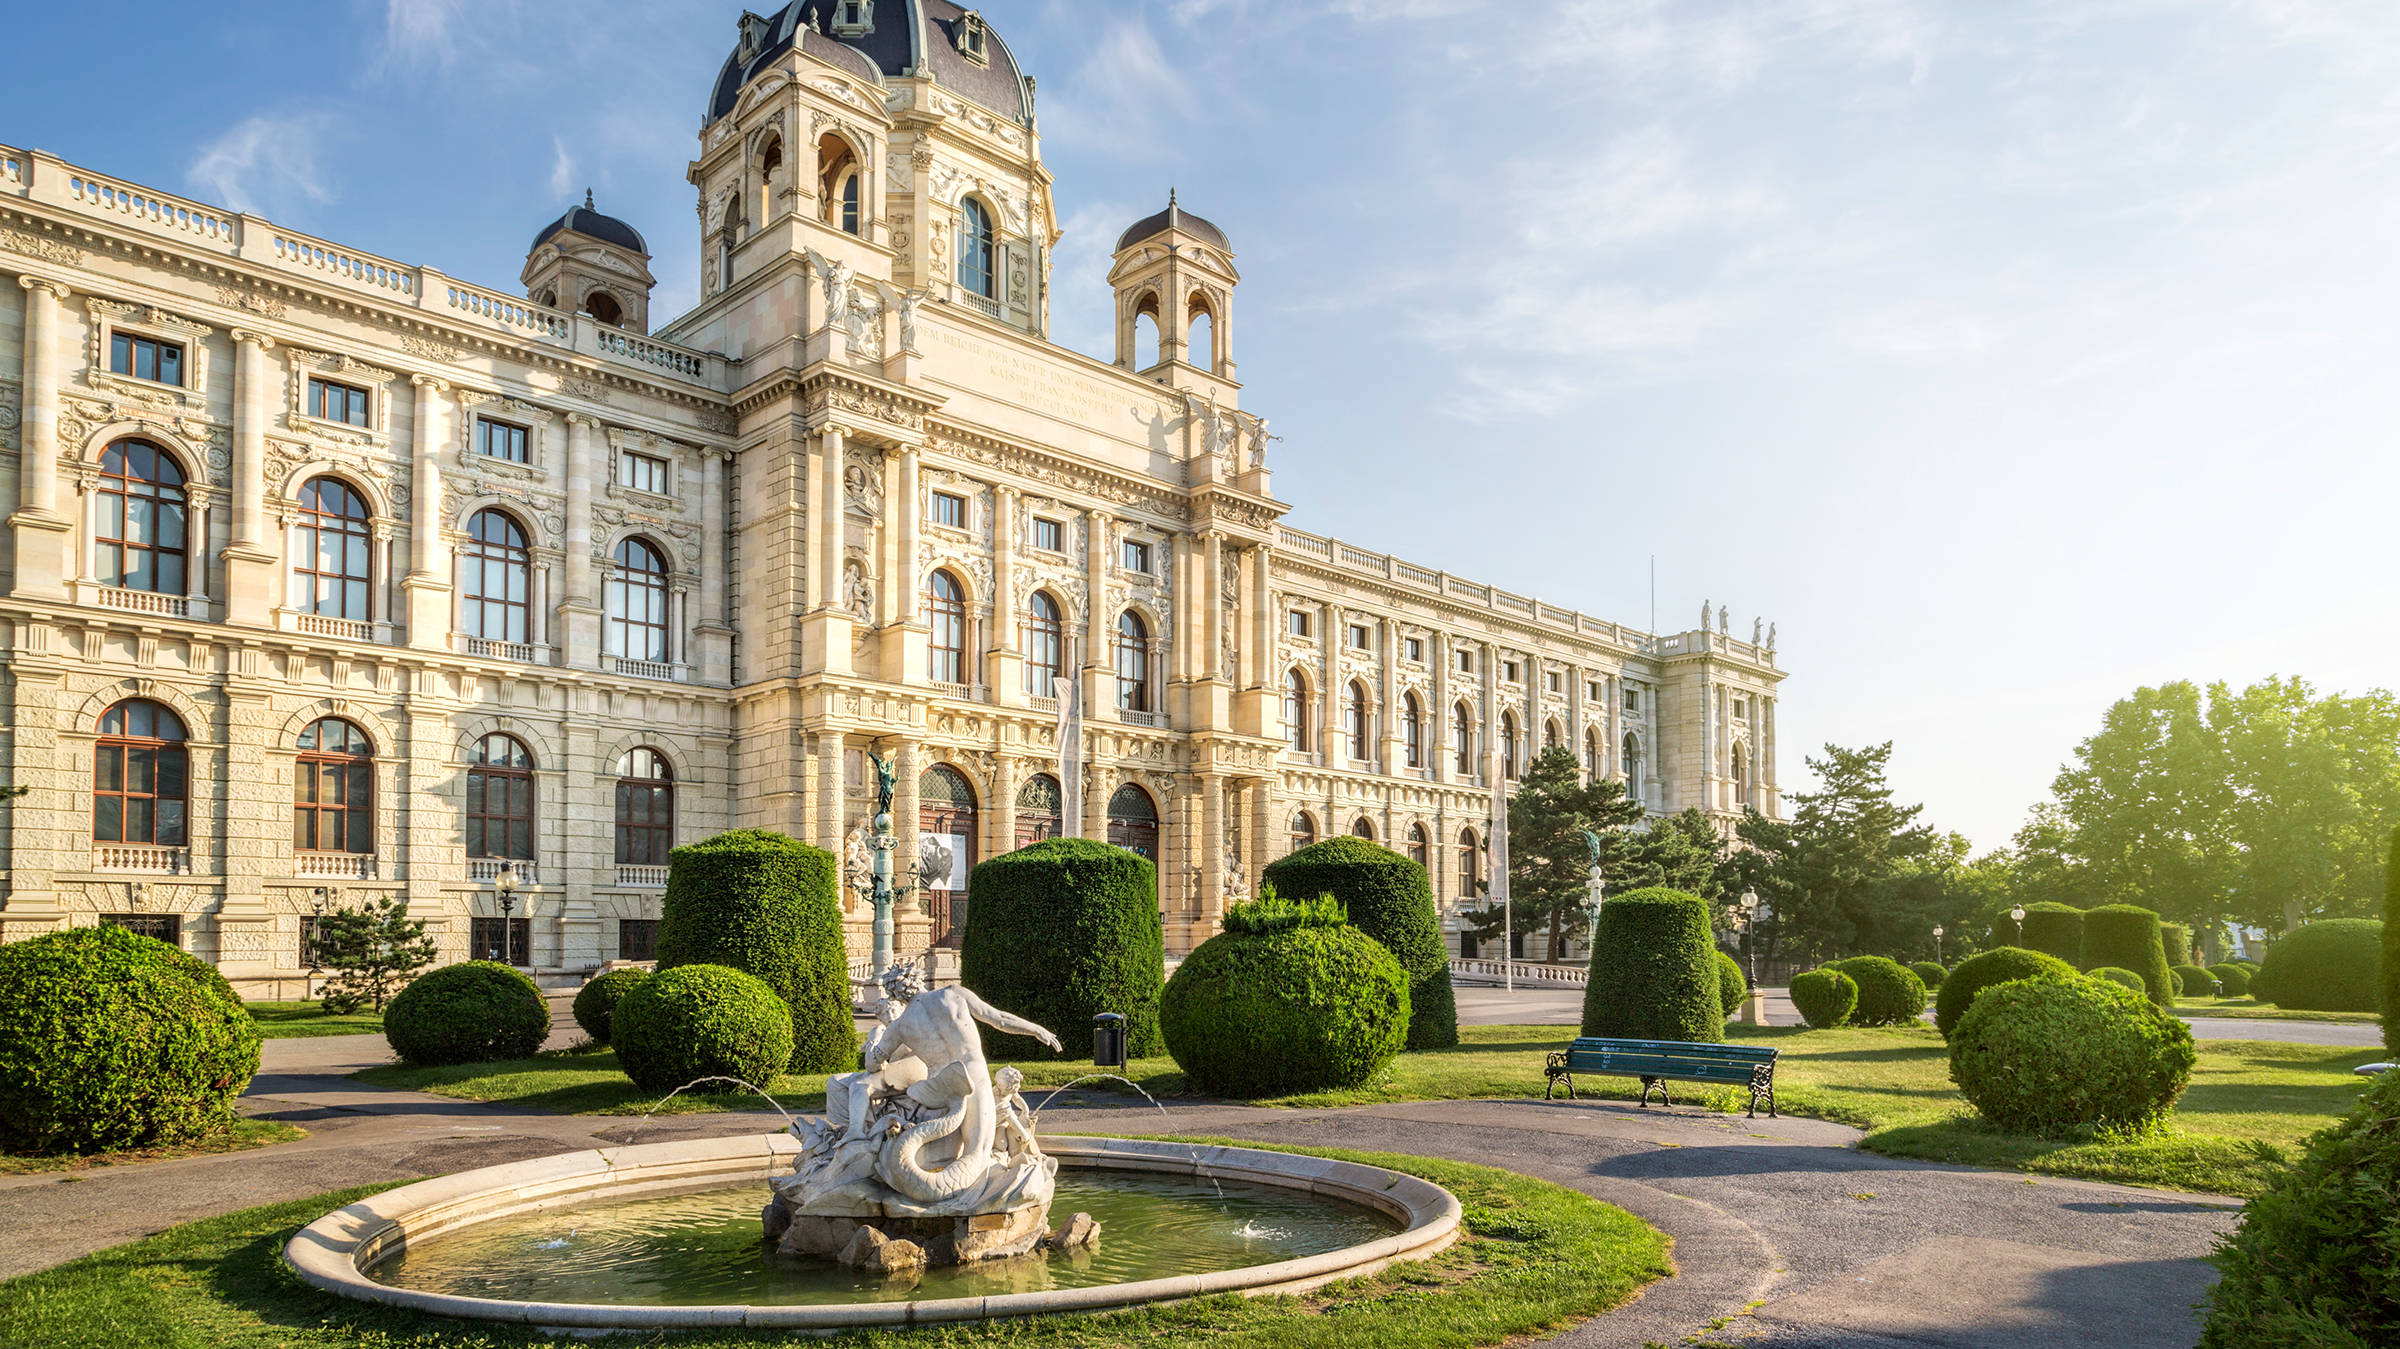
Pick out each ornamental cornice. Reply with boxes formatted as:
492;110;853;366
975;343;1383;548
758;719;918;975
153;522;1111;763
923;421;1191;527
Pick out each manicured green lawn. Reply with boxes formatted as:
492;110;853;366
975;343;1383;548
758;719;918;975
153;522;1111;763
243;1000;385;1039
0;1147;1670;1349
0;1120;305;1177
2173;997;2380;1025
359;1024;2376;1197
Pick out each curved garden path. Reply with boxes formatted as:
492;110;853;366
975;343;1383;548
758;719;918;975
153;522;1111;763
0;1031;2237;1349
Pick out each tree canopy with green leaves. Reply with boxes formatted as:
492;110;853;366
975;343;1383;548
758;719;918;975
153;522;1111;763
1733;742;1938;964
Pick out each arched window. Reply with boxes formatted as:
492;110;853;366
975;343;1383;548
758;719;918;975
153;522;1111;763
291;477;371;620
1133;293;1162;368
1291;810;1317;852
1115;611;1151;712
1352;816;1375;840
1346;682;1371;761
1283;669;1311;752
614;747;674;866
1544;719;1562;754
294;718;373;854
759;137;784;224
93;699;188;847
1107;783;1160;864
466;733;536;861
1457;827;1481;901
1186;299;1214;372
1407;822;1430;868
586;291;624;327
1452;702;1474;776
462;510;531;644
927;569;967;685
958;197;994;298
1586;729;1603;780
1402;692;1424;769
1016;772;1062;847
819;135;859;235
1730;741;1748;805
1023;591;1063;697
1501;712;1520;781
921;765;978;940
1623;733;1643;800
95;440;187;595
604;538;670;662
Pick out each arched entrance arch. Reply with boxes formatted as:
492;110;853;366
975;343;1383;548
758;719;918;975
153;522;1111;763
1106;783;1160;870
920;764;977;945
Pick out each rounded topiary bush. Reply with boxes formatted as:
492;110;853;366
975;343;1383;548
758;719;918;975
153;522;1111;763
2253;919;2383;1013
572;967;649;1045
1950;975;2196;1136
384;960;548;1066
1790;967;1858;1029
0;925;262;1154
1910;960;1946;989
1830;956;1929;1027
1262;836;1455;1050
2017;902;2085;965
1160;895;1409;1097
2207;962;2252;997
2089;966;2147;992
2173;964;2217;998
964;837;1165;1060
2385;828;2400;1057
2079;904;2176;1005
2161;921;2194;969
612;963;796;1095
1935;946;2080;1039
657;829;855;1073
2199;1065;2400;1347
1716;950;1748;1019
1580;888;1722;1042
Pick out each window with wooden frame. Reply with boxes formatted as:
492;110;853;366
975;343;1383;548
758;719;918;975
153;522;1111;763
477;419;529;463
616;449;669;495
614;747;674;866
307;377;370;427
461;510;532;644
93;699;189;847
294;718;373;854
465;733;536;860
927;569;968;685
109;331;183;386
1030;516;1064;554
604;538;671;662
930;490;967;529
290;477;373;621
618;918;660;962
1115;611;1151;712
1023;591;1064;697
94;440;188;595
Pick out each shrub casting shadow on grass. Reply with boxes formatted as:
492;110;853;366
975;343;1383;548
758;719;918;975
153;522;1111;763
241;1002;386;1039
0;1120;304;1177
0;1149;1671;1349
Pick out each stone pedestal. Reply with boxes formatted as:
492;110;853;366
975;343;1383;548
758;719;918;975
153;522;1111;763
762;1197;1056;1267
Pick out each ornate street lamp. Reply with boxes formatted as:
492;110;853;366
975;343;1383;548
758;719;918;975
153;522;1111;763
307;885;336;999
1739;888;1762;990
1932;924;1944;965
494;861;520;965
2009;905;2026;947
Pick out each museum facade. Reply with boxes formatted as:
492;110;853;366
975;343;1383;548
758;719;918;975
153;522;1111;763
0;0;1786;993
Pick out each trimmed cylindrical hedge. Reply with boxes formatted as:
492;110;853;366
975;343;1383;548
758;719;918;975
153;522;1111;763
2172;964;2217;998
1935;946;2080;1039
963;837;1165;1060
572;967;649;1045
2089;966;2146;993
0;925;262;1154
2207;962;2252;997
2017;903;2085;965
1829;956;1929;1027
1160;903;1409;1097
657;830;855;1073
2385;828;2400;1056
1579;888;1722;1043
1910;960;1946;989
1262;837;1456;1050
2079;904;2176;1006
1790;968;1858;1029
1950;976;2195;1136
2160;921;2194;970
384;961;549;1066
612;964;796;1095
1716;950;1748;1019
2253;919;2384;1013
2199;1066;2400;1347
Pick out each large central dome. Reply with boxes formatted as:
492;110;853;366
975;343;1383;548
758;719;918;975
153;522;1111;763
705;1;1031;128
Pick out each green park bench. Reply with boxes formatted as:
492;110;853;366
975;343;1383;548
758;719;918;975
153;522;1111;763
1544;1037;1781;1117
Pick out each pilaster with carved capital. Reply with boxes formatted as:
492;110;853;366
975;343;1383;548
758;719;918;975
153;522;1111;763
7;275;75;599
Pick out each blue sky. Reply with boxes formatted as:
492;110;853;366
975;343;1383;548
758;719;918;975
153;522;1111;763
8;1;2398;851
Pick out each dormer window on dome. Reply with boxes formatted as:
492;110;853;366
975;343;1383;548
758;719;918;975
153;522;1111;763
955;10;989;65
736;9;772;63
830;0;872;37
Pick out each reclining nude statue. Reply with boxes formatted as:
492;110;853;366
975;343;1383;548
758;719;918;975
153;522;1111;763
764;971;1096;1271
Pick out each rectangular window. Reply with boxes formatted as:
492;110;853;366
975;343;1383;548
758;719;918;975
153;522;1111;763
618;918;660;962
1288;610;1311;638
617;450;669;495
109;332;184;386
1348;624;1372;650
1548;672;1564;694
478;420;529;463
1589;680;1603;701
308;378;370;428
930;491;967;529
1625;688;1641;714
104;914;181;947
471;916;531;966
1404;637;1424;663
1735;697;1749;720
1504;660;1521;683
1031;517;1065;553
1458;650;1474;674
1122;539;1151;573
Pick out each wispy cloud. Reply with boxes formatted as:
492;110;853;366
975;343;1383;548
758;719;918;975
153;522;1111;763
187;114;338;218
547;135;577;202
1042;18;1199;154
381;0;469;70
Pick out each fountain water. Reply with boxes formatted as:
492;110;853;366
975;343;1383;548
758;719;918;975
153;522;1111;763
619;1075;795;1147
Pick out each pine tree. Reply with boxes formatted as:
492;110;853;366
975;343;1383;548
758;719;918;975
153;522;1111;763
1465;747;1646;957
1735;742;1935;962
312;896;439;1013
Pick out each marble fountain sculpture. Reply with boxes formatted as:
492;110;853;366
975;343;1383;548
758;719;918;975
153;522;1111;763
761;966;1093;1273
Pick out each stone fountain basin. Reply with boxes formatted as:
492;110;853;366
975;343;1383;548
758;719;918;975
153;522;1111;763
284;1134;1463;1331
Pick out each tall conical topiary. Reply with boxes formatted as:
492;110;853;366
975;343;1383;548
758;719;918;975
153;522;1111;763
2384;827;2400;1056
657;829;857;1073
1262;836;1456;1049
963;837;1165;1059
1580;887;1722;1043
2079;904;2177;1007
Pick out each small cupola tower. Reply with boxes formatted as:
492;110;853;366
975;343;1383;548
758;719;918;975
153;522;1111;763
523;190;658;333
1108;191;1239;383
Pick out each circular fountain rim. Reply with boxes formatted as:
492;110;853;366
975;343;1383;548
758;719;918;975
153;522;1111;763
284;1133;1463;1330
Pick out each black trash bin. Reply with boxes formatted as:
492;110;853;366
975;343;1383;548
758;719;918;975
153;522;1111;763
1092;1012;1127;1069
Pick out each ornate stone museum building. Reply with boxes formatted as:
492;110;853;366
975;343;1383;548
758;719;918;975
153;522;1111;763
0;0;1785;992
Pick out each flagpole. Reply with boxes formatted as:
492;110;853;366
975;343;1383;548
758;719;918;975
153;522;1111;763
1490;769;1511;993
1054;636;1082;840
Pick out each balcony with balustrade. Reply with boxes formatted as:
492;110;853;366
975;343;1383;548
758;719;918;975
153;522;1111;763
295;853;378;880
467;858;540;887
93;844;191;874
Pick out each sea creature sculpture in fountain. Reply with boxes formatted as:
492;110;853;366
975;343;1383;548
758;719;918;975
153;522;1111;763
763;967;1098;1272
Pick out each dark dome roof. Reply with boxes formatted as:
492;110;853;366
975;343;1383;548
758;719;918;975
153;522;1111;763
532;192;649;255
1115;192;1229;254
705;0;1031;129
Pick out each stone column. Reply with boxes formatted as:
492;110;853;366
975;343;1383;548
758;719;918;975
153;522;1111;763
1318;603;1337;763
558;415;602;667
693;448;732;683
1199;771;1225;926
403;376;450;650
1249;544;1272;688
222;330;278;626
1480;642;1499;787
529;563;549;649
1429;631;1451;784
8;277;74;599
895;448;921;624
814;731;846;857
988;486;1019;702
1377;614;1398;772
990;756;1018;862
185;499;212;608
816;428;844;610
1083;507;1109;717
